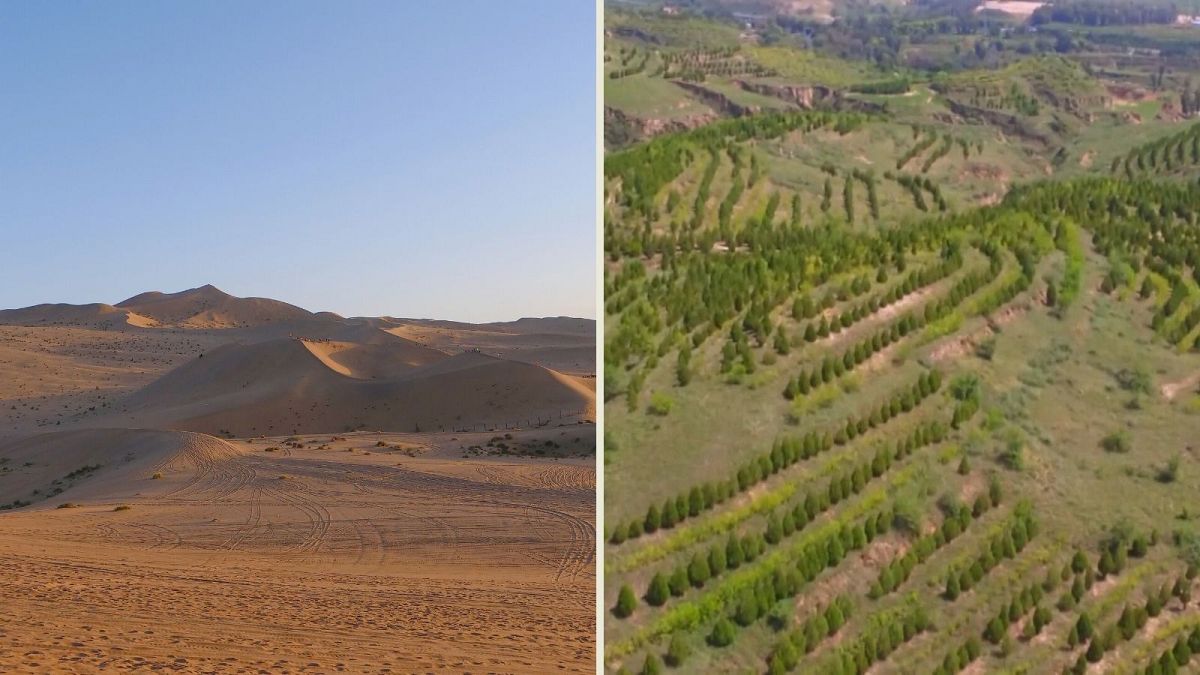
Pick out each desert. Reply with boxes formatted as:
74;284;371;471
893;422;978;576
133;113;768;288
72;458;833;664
0;285;596;673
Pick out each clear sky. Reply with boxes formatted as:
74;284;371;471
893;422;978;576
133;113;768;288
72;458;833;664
0;1;595;322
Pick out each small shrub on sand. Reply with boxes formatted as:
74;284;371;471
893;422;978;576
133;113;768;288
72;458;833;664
56;502;79;509
113;505;132;511
151;472;163;479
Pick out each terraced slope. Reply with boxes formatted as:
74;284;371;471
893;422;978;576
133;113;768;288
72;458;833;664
603;109;1200;673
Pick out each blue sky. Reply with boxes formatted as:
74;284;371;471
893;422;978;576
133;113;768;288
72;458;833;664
0;1;596;321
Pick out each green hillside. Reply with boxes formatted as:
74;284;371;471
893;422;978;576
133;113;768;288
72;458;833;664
604;3;1200;674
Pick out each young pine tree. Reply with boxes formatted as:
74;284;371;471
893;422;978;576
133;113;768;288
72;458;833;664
615;584;636;618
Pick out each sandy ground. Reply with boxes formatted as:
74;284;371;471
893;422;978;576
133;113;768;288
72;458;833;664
0;325;228;439
0;429;595;673
0;287;597;672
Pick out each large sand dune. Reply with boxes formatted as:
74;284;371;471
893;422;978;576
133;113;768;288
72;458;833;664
0;286;596;672
299;338;445;378
112;338;593;436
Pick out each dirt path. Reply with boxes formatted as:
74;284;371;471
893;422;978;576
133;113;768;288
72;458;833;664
1161;370;1200;401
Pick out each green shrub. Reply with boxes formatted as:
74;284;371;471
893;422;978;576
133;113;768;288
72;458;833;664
665;634;691;667
1101;431;1131;454
709;618;736;647
649;392;675;416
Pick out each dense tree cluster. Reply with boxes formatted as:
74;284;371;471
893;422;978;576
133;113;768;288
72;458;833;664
849;78;912;95
1007;178;1200;341
1031;0;1179;27
607;202;972;377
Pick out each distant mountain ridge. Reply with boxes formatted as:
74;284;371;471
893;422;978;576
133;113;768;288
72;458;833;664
0;285;591;332
379;316;596;337
113;284;315;328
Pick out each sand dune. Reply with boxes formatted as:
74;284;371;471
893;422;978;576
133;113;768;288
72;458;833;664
116;284;315;328
382;316;597;375
108;339;593;436
0;287;595;441
299;334;448;379
0;428;241;507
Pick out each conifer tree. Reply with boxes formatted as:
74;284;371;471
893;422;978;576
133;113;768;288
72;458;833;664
615;584;636;618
